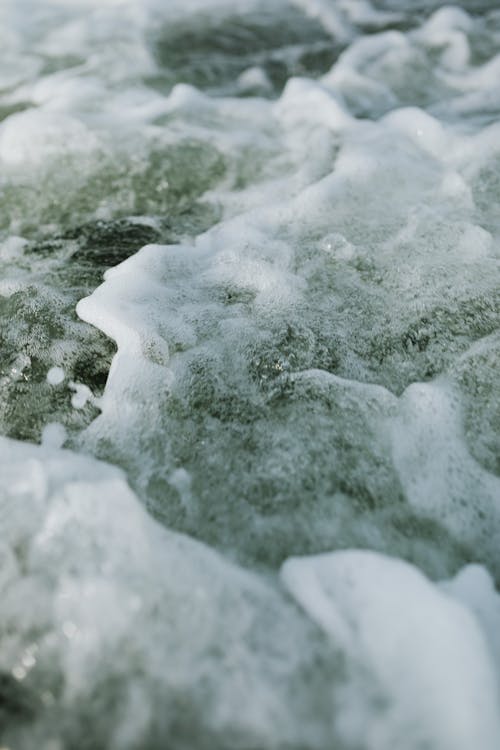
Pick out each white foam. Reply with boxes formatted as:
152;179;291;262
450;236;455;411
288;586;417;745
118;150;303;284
69;381;94;409
390;379;500;561
1;0;500;745
281;550;500;750
0;110;98;168
47;367;65;386
41;422;67;449
442;565;500;679
0;435;338;748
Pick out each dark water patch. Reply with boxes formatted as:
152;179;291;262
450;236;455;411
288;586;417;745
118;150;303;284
0;671;39;731
151;5;341;97
0;138;225;239
0;281;114;443
63;218;166;269
0;101;32;123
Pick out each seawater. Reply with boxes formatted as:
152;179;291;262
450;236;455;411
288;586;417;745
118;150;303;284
1;1;500;748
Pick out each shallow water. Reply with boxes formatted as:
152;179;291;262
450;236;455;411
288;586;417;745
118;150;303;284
1;1;500;748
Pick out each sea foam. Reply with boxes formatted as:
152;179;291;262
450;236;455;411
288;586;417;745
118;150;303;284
0;0;499;747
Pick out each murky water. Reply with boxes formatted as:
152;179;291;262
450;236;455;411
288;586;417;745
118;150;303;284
1;1;499;748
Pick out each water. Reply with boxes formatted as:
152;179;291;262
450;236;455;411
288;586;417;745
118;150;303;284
1;1;499;748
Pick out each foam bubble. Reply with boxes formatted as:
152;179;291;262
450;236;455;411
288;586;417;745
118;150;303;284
47;367;65;386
